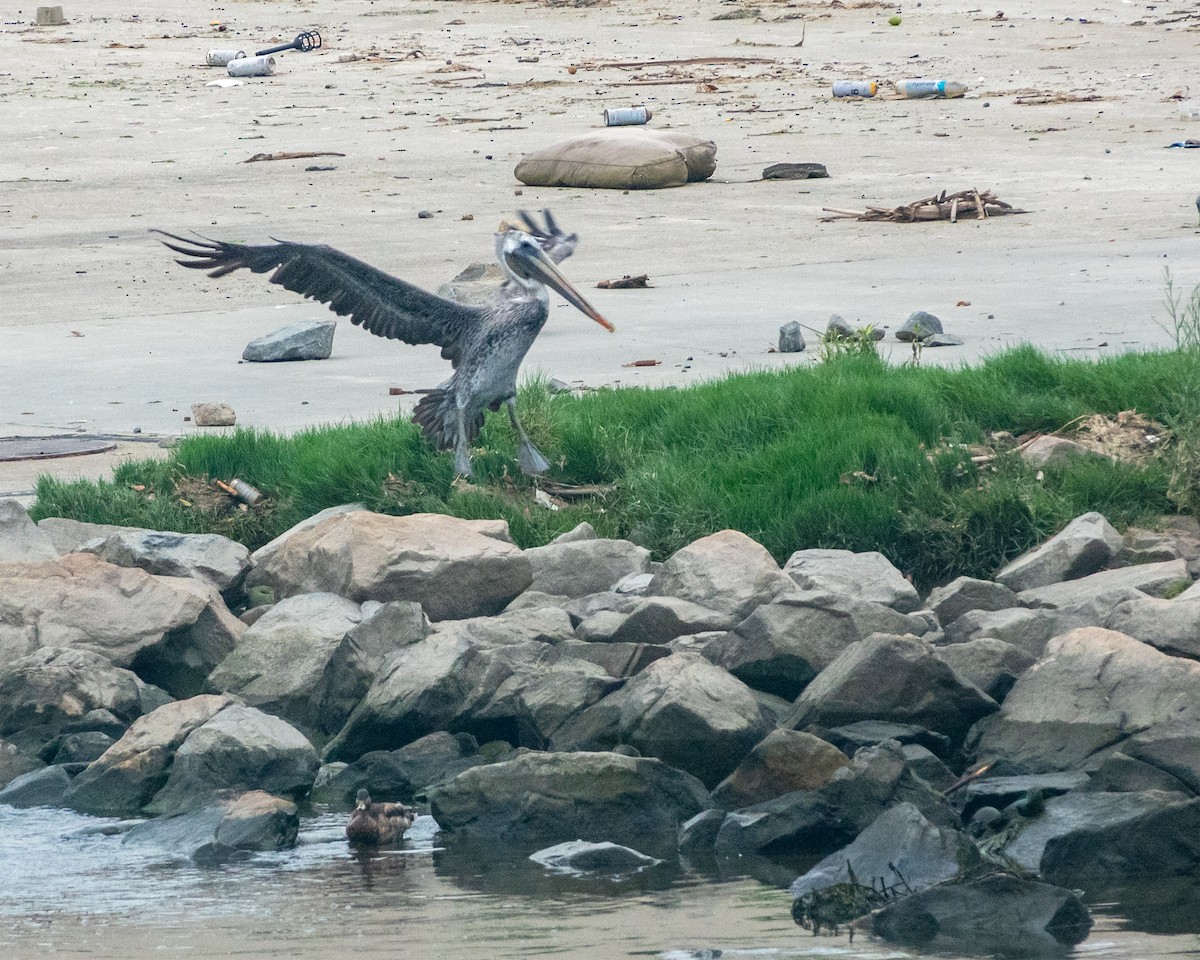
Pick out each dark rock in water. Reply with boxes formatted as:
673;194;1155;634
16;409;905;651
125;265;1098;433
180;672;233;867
123;790;299;864
778;321;805;353
820;720;951;760
0;765;73;808
762;162;828;180
427;751;709;858
710;729;848;810
957;771;1089;820
529;839;661;876
242;320;336;362
678;808;726;857
894;310;943;342
311;731;487;806
870;873;1092;949
40;731;115;766
789;802;980;900
0;738;43;789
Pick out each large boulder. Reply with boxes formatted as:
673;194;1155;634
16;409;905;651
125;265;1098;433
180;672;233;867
934;638;1036;703
244;511;531;620
78;529;251;594
311;731;487;806
577;597;733;645
426;751;710;857
430;606;576;647
924;576;1019;627
554;652;771;788
969;627;1200;776
710;729;849;810
123;790;299;864
994;512;1123;591
524;538;651;598
0;738;43;789
789;802;980;899
787;634;996;745
206;592;367;737
0;765;73;808
1016;559;1189;608
648;530;795;620
1104;596;1200;660
783;549;920;613
0;499;58;562
0;647;164;749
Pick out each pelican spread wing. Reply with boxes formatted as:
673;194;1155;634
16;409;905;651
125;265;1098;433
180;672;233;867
152;231;484;366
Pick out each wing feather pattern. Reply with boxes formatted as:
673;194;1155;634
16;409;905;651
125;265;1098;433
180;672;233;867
153;231;484;366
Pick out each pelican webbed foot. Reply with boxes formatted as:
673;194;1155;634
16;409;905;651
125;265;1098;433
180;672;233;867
517;440;551;476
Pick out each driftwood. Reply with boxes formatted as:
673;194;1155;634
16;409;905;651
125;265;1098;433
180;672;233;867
597;274;650;289
822;188;1027;223
242;151;346;163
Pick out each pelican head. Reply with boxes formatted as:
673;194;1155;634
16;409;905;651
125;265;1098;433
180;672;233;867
495;228;614;332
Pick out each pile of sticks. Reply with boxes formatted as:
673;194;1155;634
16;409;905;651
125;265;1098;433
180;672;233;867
822;188;1027;223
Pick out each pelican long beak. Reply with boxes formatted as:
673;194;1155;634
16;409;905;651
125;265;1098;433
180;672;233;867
516;245;615;333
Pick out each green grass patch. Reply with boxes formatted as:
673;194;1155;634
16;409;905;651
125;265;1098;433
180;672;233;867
31;346;1195;591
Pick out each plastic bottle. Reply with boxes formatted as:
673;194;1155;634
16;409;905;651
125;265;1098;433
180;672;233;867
832;80;877;97
896;79;967;99
603;106;652;126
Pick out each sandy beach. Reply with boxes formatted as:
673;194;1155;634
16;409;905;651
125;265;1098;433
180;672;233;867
2;0;1198;495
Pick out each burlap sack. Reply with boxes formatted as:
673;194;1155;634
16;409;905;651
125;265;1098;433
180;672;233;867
514;129;717;190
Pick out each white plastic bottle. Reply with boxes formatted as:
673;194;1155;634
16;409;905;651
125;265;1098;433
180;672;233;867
896;79;967;99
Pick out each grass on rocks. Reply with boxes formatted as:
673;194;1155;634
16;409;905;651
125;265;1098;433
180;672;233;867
31;345;1195;591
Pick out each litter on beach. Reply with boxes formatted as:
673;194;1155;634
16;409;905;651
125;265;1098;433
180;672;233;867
822;188;1027;223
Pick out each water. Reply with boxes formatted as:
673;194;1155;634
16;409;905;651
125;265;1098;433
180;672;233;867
1;806;1197;960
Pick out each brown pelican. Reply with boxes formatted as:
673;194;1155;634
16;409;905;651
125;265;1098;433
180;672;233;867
153;211;614;477
345;788;417;846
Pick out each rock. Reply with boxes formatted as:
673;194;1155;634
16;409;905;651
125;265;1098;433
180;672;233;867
551;522;597;544
826;314;855;339
37;517;143;554
63;694;236;816
558;638;672;678
578;597;734;645
901;744;957;790
923;333;964;347
78;529;251;594
247;503;365;588
431;606;576;647
524;538;651;598
784;549;920;613
1104;596;1200;659
190;401;236;427
999;791;1200;884
242;320;336;362
0;499;58;562
894;310;943;342
1017;559;1189;607
145;704;319;815
614;571;655;595
1087;752;1195;794
1116;526;1187;566
529;839;661;876
710;729;849;810
0;739;43;789
787;634;996;745
343;600;429;666
1019;435;1094;468
790;802;980;900
778;321;805;353
994;512;1122;591
435;261;505;308
426;751;710;857
0;765;73;808
969;627;1200;776
310;731;486;806
957;771;1089;819
678;808;726;856
123;790;299;863
707;592;933;700
762;162;828;180
870;874;1092;950
41;730;116;765
925;577;1019;627
0;647;159;749
934;638;1035;702
244;511;531;620
207;593;367;737
648;530;795;620
555;652;771;788
819;720;951;760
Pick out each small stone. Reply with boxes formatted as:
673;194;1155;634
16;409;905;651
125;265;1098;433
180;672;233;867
826;314;855;339
190;402;236;427
778;321;806;353
418;210;434;219
36;6;66;25
896;311;944;342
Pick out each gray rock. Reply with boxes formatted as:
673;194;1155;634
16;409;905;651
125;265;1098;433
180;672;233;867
648;530;796;620
995;512;1122;591
1117;526;1187;566
826;314;855;339
246;503;365;587
895;310;943;342
901;744;957;790
925;577;1019;627
0;765;73;808
969;627;1200;776
778;321;805;353
504;590;572;613
1104;596;1200;659
190;401;236;427
123;790;299;863
790;802;979;899
310;731;486;806
820;720;951;760
556;638;672;678
678;808;726;856
923;333;964;347
344;600;429;666
1019;435;1093;468
1017;559;1189;608
870;874;1092;950
550;522;597;544
207;593;367;737
958;772;1090;818
245;511;530;621
577;596;733;645
435;261;505;308
0;499;59;562
783;549;919;612
525;538;651;598
431;606;576;647
41;730;116;765
554;651;771;788
36;517;142;555
935;638;1035;702
529;839;661;876
710;729;849;810
145;704;319;815
78;529;251;594
1086;752;1195;794
242;320;336;362
427;751;710;857
787;634;997;745
0;739;43;789
613;571;654;595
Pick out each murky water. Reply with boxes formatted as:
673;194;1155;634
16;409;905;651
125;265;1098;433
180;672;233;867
1;806;1197;960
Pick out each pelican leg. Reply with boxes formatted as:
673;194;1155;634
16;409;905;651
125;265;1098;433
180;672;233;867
506;398;550;476
454;407;474;477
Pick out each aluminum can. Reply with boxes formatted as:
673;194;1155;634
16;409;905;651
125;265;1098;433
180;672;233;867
603;106;653;126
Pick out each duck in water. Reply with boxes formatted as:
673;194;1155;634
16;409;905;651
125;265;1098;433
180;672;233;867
345;788;417;847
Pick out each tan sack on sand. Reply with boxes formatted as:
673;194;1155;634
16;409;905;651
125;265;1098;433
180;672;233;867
515;129;717;190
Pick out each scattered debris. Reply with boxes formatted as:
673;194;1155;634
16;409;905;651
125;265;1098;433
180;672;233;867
1014;91;1102;105
256;30;321;57
822;189;1027;223
597;274;650;289
622;359;662;367
243;151;345;163
762;162;828;180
